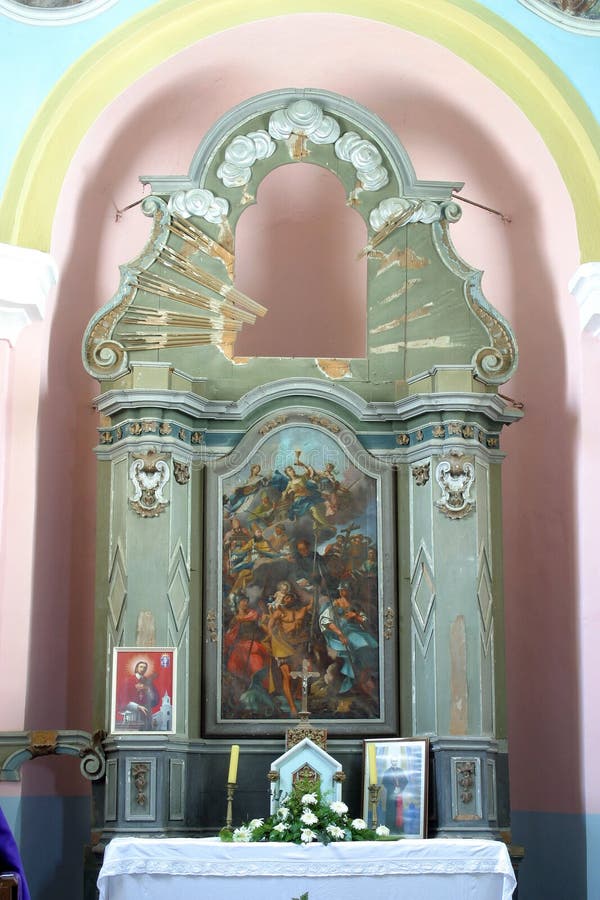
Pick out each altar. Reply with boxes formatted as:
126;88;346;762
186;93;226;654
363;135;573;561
97;836;516;900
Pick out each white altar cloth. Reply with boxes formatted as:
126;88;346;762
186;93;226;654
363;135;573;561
98;836;516;900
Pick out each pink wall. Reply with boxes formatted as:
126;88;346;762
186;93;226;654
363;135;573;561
1;14;591;814
579;334;600;810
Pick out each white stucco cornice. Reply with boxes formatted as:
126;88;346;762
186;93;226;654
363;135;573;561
94;377;523;426
569;262;600;338
0;243;57;346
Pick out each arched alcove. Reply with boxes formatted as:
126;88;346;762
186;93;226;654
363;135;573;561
233;163;367;359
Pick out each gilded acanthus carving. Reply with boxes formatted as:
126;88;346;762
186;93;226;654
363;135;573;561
129;448;171;518
28;730;58;759
412;463;430;486
307;415;340;433
435;451;475;519
258;415;288;435
286;722;328;751
383;607;395;639
173;461;190;485
132;762;150;806
456;759;476;804
206;610;218;643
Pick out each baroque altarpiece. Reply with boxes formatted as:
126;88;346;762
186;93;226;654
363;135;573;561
77;89;521;856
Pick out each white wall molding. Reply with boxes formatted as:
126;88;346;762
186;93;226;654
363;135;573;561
0;243;57;346
569;262;600;339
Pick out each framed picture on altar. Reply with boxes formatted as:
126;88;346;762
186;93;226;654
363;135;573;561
110;648;176;733
362;738;429;838
202;415;398;737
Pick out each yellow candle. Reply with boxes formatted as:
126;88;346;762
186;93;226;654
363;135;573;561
228;744;240;784
368;744;377;785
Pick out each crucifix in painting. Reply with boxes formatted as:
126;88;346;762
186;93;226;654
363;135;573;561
291;659;320;716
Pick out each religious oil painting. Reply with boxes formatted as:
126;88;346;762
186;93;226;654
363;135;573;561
111;648;176;734
207;421;395;736
363;738;429;838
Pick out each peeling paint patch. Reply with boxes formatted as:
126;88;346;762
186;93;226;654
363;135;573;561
136;610;156;647
217;340;251;364
218;219;235;258
290;133;309;160
316;358;351;378
371;336;452;353
370;318;406;335
450;615;468;735
370;303;433;334
380;280;421;304
370;247;429;276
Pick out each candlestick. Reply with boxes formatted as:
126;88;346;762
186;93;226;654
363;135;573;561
228;744;240;784
225;782;236;829
368;783;382;829
367;743;377;785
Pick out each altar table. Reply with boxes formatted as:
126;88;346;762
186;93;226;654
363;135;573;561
98;836;516;900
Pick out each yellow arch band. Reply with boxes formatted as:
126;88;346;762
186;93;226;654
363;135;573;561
1;0;599;260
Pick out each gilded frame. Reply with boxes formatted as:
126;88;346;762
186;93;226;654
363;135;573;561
203;414;397;737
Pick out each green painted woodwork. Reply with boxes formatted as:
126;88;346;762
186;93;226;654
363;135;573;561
86;89;520;842
84;89;517;395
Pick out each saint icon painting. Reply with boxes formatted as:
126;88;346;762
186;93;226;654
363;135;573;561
111;648;176;733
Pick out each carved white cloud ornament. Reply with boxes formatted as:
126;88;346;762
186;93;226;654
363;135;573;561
168;188;229;224
268;99;340;144
334;132;389;191
217;130;276;188
369;197;455;231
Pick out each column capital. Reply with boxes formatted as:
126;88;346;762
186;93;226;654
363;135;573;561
0;243;57;346
569;262;600;338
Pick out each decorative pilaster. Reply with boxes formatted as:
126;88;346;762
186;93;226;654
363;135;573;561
569;262;600;338
0;242;56;346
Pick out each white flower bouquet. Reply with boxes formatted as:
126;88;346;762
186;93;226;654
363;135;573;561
220;778;392;845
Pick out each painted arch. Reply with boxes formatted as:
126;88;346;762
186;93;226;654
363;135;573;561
0;0;598;262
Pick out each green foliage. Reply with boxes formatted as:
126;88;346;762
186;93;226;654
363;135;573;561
224;777;390;845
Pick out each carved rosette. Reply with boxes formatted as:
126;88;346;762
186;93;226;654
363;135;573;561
129;448;171;518
435;451;475;519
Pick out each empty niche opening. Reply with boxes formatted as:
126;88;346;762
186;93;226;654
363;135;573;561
232;163;367;359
